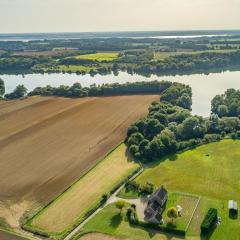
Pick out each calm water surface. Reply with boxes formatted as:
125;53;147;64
1;71;240;117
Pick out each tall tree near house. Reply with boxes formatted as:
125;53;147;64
167;207;178;224
115;201;126;215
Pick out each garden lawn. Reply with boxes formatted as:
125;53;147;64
80;204;183;240
136;139;240;201
75;52;119;61
188;197;240;240
29;144;139;237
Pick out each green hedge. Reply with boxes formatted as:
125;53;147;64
201;208;218;234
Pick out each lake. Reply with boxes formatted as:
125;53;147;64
1;70;240;117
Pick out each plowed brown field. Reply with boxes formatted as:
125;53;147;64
0;95;158;227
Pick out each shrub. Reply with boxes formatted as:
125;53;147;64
139;182;154;195
125;181;139;191
201;208;218;234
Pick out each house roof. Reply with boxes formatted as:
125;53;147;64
229;200;238;210
144;186;168;222
150;186;168;205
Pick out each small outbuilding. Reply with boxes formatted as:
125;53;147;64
228;200;238;215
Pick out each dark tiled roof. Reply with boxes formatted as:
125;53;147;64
155;212;162;222
156;186;168;199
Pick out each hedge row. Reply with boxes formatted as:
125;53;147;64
201;208;218;234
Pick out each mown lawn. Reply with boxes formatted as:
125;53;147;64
81;139;240;240
75;52;119;62
136;139;240;201
29;144;140;238
80;204;182;240
188;197;240;240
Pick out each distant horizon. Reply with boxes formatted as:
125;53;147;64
1;29;240;35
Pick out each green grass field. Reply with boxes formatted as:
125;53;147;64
78;139;240;240
58;65;96;73
153;49;237;60
136;139;240;201
80;204;182;240
75;52;119;62
27;144;139;239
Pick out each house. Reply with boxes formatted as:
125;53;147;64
228;200;238;215
144;186;168;224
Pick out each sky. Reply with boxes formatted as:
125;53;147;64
0;0;240;33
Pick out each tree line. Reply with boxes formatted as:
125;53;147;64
127;85;240;162
1;80;191;103
211;88;240;117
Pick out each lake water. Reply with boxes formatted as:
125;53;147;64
1;71;240;117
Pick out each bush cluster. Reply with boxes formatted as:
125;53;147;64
212;88;240;117
127;85;240;163
125;181;154;195
200;208;218;234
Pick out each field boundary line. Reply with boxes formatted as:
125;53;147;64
23;141;125;223
23;142;140;239
63;167;144;240
185;196;201;232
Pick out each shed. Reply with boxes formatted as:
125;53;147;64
228;200;238;215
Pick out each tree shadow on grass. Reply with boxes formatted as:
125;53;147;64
110;213;122;229
128;222;184;240
200;226;217;240
200;230;215;240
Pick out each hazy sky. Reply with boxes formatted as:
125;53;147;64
0;0;240;33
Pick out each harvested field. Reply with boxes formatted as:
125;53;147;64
31;144;139;233
0;230;28;240
80;233;120;240
0;95;158;227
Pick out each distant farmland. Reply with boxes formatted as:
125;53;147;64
0;95;158;228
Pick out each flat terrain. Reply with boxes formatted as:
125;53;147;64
81;204;182;240
80;140;240;240
153;49;236;60
0;230;28;240
136;139;240;201
30;144;139;234
80;233;121;240
0;95;158;228
75;52;119;61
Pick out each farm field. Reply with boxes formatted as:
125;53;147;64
80;233;121;240
30;144;139;236
57;65;96;73
0;230;28;240
78;139;240;240
12;49;78;57
153;49;236;60
0;95;158;229
75;52;119;61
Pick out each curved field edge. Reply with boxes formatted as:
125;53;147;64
76;139;240;240
135;139;240;201
24;143;140;239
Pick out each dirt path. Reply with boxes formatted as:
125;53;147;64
64;169;143;240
